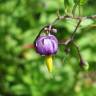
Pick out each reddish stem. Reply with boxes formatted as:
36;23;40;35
23;44;35;49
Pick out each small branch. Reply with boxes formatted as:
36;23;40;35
33;25;48;44
51;17;59;26
58;19;81;46
58;38;72;46
72;42;86;68
53;14;96;22
34;14;96;44
86;15;96;19
71;19;82;40
48;14;96;28
72;43;81;60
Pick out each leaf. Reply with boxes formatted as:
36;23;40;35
74;0;88;5
80;0;88;5
64;0;74;13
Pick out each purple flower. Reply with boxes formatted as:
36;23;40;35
35;35;58;55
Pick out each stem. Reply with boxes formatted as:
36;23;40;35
34;14;96;44
58;19;81;46
33;25;48;44
71;19;82;40
72;42;86;68
72;42;82;60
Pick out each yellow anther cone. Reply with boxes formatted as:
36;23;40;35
45;55;53;72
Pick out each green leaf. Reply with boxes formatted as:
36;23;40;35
64;0;74;13
80;0;88;5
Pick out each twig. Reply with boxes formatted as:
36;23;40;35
34;14;96;44
47;14;96;28
71;19;82;40
33;25;48;44
58;18;81;46
72;42;82;60
72;42;85;67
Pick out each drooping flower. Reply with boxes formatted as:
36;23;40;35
35;34;58;72
35;35;58;55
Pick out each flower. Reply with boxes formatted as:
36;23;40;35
35;35;58;55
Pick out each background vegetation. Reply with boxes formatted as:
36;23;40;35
0;0;96;96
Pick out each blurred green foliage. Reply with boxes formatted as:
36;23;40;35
0;0;96;96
